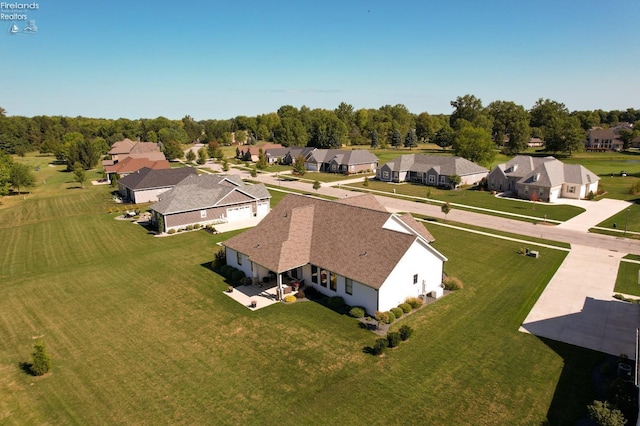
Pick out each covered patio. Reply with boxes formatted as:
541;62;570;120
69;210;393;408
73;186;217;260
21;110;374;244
223;274;303;311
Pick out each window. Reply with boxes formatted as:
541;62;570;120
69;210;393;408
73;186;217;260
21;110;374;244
330;274;337;291
291;268;298;279
539;188;544;197
428;175;436;183
439;175;446;183
311;265;318;284
320;269;328;287
567;186;575;193
524;186;529;196
236;251;242;265
382;171;389;179
413;274;418;284
345;278;353;295
200;210;207;218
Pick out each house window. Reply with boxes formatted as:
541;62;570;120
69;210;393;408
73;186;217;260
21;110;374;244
439;175;446;183
236;251;242;265
345;278;353;295
311;265;318;284
539;188;544;197
330;274;337;291
291;268;298;279
200;210;207;218
567;186;575;193
320;269;328;287
331;164;337;171
524;186;529;196
413;274;418;284
428;175;436;184
382;171;389;179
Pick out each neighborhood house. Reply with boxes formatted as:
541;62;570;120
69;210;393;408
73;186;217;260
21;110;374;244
223;193;447;314
117;167;198;204
487;155;600;202
150;175;271;233
264;147;378;174
376;154;488;187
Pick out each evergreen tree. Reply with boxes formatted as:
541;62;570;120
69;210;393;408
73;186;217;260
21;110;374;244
30;339;51;376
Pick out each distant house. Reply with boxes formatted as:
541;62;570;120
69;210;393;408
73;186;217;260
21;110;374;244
107;138;163;162
117;167;198;204
376;155;488;188
304;149;378;174
264;147;315;165
585;128;624;152
103;157;170;183
223;193;447;314
237;144;283;162
528;137;544;148
149;175;271;233
487;155;599;201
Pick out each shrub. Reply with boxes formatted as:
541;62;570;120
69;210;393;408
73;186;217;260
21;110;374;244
399;303;411;314
587;400;626;426
295;290;305;299
405;297;423;309
372;338;388;355
167;229;176;234
213;249;226;269
387;331;401;348
387;310;396;324
443;276;464;290
327;296;346;311
220;265;234;278
231;270;245;283
399;325;414;341
284;295;296;303
391;307;403;319
375;311;390;324
349;307;365;318
30;339;51;376
194;223;201;229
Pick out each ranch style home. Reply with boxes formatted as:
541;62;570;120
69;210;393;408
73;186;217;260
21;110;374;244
150;175;271;233
223;193;447;315
376;154;488;188
487;155;600;202
264;147;378;174
117;167;197;204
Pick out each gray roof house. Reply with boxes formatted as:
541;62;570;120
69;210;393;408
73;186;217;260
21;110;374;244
585;128;623;152
376;155;488;187
305;149;378;174
117;167;197;204
223;193;447;314
488;155;599;202
150;175;271;233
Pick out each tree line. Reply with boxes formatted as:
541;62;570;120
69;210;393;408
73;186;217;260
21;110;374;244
1;99;639;167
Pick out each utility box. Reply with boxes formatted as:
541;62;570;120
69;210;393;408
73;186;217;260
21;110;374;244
430;287;444;299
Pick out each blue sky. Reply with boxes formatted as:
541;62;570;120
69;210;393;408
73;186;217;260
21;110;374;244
1;0;639;120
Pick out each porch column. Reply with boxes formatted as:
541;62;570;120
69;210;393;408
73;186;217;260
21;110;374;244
277;273;283;300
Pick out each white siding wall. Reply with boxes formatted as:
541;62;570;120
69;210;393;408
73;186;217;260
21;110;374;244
460;171;489;186
377;240;444;312
224;248;254;279
133;187;172;203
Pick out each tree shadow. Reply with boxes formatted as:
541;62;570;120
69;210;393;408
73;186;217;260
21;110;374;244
18;361;34;376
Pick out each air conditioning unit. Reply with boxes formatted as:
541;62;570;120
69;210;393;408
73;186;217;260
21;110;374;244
430;287;444;299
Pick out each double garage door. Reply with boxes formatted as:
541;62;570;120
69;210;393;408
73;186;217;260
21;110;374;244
226;205;253;221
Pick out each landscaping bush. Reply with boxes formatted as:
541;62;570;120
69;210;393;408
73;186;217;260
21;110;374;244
220;265;235;278
387;311;396;324
372;338;388;355
167;229;176;235
375;311;390;324
399;325;414;341
443;276;464;290
587;400;626;426
30;339;51;376
399;303;411;314
387;331;401;348
349;306;365;318
284;295;296;303
405;297;423;309
231;270;245;284
391;307;403;319
327;296;346;311
213;249;226;269
295;290;305;299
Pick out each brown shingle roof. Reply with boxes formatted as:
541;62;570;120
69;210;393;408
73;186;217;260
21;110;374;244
224;194;445;289
104;157;170;174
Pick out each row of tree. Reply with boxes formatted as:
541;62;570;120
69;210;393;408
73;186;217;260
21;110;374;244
1;100;639;165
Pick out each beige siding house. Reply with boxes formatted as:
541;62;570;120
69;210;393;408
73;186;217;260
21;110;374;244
117;167;197;204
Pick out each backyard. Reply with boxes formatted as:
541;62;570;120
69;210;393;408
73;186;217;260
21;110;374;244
0;156;605;424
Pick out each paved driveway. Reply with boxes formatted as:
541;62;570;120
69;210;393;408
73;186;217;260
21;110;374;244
519;245;640;357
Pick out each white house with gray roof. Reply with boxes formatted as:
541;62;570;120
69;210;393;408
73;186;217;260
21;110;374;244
149;175;271;233
376;154;488;187
304;149;378;174
117;167;197;204
488;155;599;202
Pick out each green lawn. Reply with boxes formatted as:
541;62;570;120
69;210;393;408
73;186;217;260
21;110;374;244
346;180;584;222
614;260;640;297
0;159;604;424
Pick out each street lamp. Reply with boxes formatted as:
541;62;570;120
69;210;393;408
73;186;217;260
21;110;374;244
624;207;631;237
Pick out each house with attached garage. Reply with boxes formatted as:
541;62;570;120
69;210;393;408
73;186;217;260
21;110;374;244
149;175;271;233
376;154;488;188
223;193;447;314
487;155;599;202
304;149;378;174
117;167;197;204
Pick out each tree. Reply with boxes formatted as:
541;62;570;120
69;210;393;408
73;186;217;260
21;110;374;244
73;162;86;188
234;129;247;145
313;180;321;192
487;100;531;155
30;339;51;376
363;176;369;187
450;94;490;131
404;129;418;149
197;147;208;165
452;126;496;167
0;151;12;196
415;112;437;142
529;98;569;142
292;155;306;176
0;107;5;117
619;129;634;150
207;141;223;160
186;149;196;163
433;125;454;150
222;159;229;171
370;129;379;149
449;174;461;189
9;162;35;194
163;140;184;160
441;202;451;222
391;129;402;148
544;116;585;155
250;165;257;178
257;148;268;170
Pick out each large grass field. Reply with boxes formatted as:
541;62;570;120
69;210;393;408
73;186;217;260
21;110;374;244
0;156;606;424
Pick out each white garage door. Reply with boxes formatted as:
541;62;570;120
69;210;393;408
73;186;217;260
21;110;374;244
227;205;253;221
257;201;269;216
